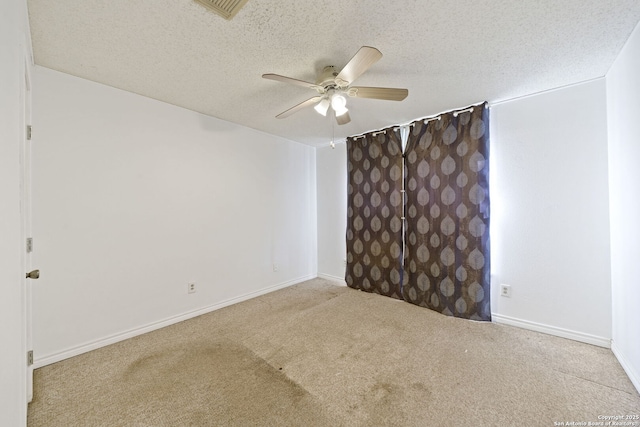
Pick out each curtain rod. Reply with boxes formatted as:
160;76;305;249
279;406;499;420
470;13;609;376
351;101;488;141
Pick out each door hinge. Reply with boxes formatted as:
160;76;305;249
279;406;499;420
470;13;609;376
26;125;32;140
26;237;33;253
27;350;33;366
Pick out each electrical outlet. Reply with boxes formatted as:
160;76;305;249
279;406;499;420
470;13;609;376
273;263;278;272
187;282;196;294
500;284;511;298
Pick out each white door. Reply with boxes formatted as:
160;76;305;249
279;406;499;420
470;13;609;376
21;55;34;403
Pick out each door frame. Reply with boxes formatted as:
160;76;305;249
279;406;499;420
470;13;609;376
21;52;34;404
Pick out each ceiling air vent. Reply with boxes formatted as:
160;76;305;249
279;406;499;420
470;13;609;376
194;0;249;20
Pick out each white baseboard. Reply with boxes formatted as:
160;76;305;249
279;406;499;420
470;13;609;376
33;275;315;368
317;273;347;286
491;313;611;348
611;340;640;394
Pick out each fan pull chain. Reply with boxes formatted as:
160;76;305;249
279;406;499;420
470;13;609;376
331;111;336;149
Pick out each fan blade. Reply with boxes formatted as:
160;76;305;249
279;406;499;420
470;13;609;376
262;74;322;90
276;96;322;119
335;111;351;126
336;46;382;85
347;86;408;101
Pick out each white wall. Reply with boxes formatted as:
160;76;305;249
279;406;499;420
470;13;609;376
317;80;612;346
490;79;612;346
316;144;347;282
606;20;640;392
32;67;317;365
0;0;30;425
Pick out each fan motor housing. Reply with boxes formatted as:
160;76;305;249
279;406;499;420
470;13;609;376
316;66;339;87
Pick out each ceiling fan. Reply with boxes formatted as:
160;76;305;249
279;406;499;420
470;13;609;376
262;46;408;125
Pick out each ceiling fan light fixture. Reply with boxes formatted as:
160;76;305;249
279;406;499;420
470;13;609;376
331;93;348;117
331;93;346;110
314;98;330;116
334;105;349;117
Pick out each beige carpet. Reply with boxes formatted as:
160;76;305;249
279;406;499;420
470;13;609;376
28;278;640;426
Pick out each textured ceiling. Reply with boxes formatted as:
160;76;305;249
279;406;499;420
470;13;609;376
27;0;640;146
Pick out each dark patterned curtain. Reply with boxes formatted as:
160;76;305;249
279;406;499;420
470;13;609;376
403;104;491;320
345;130;404;299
